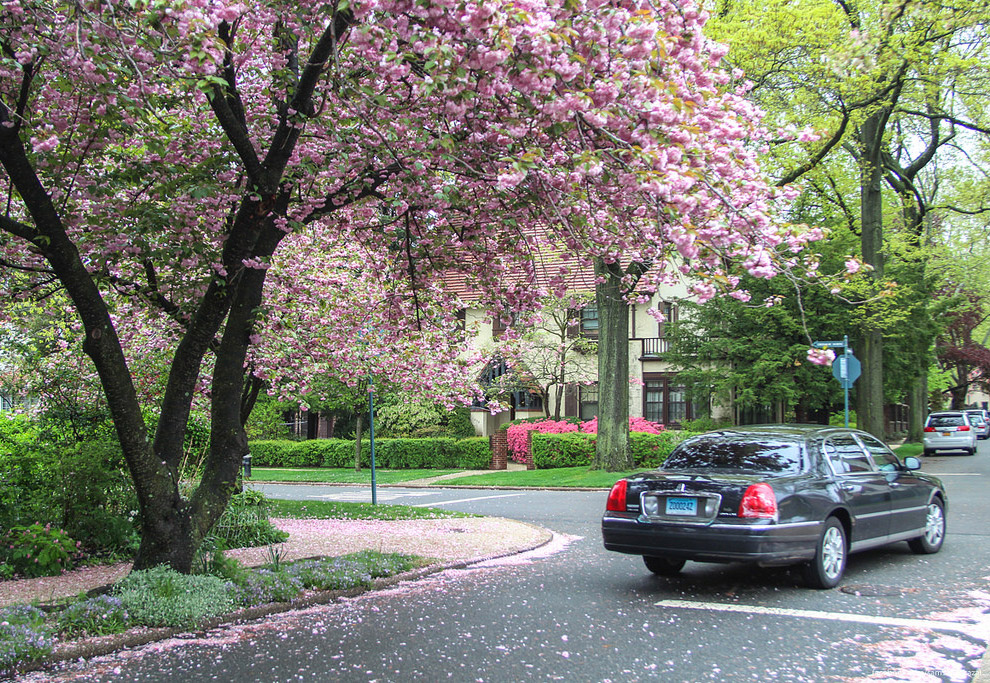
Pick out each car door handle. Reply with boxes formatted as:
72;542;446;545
841;484;860;493
889;482;901;488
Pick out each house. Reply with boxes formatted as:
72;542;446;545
458;281;707;438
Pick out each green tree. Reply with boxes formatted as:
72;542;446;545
709;0;990;438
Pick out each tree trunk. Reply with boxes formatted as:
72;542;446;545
593;258;633;471
906;373;927;443
857;110;887;439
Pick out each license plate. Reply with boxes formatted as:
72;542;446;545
665;497;698;516
942;432;951;437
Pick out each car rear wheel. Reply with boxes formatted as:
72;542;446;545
802;517;846;589
908;498;945;554
923;448;934;457
643;556;686;576
969;447;977;455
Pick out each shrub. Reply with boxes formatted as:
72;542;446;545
0;605;52;676
208;505;288;550
531;430;702;469
114;566;235;628
506;420;580;465
347;550;419;577
284;557;373;591
680;417;731;433
55;595;131;639
0;524;79;578
531;433;595;468
509;417;664;465
0;416;138;560
578;416;664;434
249;437;470;470
630;431;699;468
229;568;303;607
301;439;354;468
249;440;315;467
453;437;491;469
445;407;477;439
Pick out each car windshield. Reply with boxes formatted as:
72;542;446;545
928;415;966;428
663;435;805;474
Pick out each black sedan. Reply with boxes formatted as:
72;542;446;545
601;425;947;588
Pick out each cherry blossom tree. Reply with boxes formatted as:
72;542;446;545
0;0;816;570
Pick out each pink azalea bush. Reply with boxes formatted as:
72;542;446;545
507;417;664;464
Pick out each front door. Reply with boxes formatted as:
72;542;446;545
823;434;891;543
857;433;929;536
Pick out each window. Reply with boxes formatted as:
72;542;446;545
664;436;805;474
579;383;599;420
857;433;900;472
580;305;599;337
823;434;873;474
658;301;676;337
643;374;694;426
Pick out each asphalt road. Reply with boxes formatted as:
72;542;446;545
27;443;990;683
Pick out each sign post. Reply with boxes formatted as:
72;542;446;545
813;336;861;427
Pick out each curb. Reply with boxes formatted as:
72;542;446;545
11;523;554;679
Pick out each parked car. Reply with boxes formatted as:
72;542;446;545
923;412;978;455
964;410;989;440
601;424;947;589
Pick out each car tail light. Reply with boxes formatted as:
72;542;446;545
959;425;971;431
606;480;628;511
739;483;777;520
924;427;935;432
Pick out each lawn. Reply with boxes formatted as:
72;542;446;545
251;467;458;484
445;467;638;487
266;498;476;520
252;443;927;490
254;466;640;488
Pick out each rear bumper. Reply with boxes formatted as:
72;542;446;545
601;513;822;565
923;435;976;451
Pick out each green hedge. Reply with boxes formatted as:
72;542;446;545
248;437;492;470
531;431;701;469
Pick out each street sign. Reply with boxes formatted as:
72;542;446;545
813;341;847;349
832;353;861;389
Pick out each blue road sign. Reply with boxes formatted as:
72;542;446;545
832;353;861;389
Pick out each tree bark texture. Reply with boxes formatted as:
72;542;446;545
856;110;887;439
593;258;634;471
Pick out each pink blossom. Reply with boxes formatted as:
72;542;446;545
806;348;835;366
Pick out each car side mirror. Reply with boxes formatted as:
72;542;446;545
903;456;921;471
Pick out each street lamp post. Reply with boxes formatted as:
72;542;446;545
359;328;378;505
368;373;377;505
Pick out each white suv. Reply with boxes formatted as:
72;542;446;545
924;412;978;456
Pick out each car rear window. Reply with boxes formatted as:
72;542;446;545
966;412;986;424
928;415;966;428
663;436;804;474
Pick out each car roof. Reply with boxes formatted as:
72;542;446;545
690;423;872;440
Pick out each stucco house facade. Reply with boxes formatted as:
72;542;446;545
461;283;711;438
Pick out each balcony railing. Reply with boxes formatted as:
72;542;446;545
641;337;670;358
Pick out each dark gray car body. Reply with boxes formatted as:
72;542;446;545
602;424;946;567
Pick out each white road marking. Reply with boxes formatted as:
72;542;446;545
411;493;526;507
655;600;982;636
